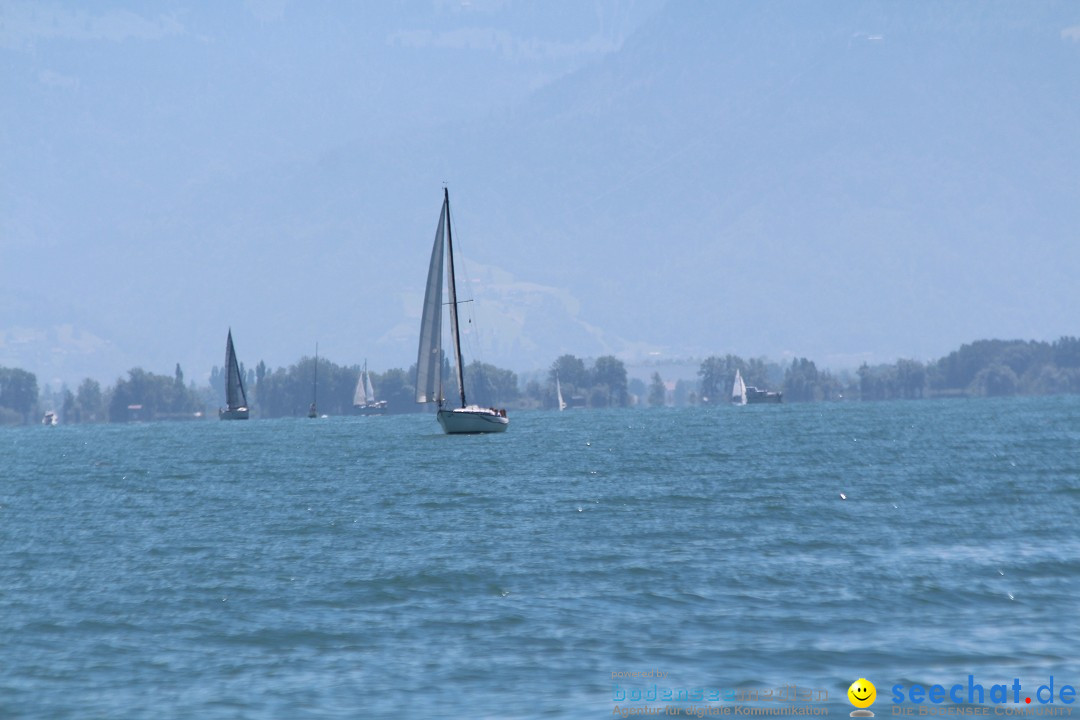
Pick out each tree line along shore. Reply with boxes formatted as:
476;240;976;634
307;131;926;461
2;337;1079;425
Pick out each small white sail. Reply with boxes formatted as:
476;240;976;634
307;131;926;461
557;374;567;411
353;373;367;406
732;369;747;405
364;372;376;404
354;361;371;406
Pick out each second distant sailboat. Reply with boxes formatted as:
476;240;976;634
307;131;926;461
353;360;387;415
219;329;250;420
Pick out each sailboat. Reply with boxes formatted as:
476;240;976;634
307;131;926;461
415;188;509;434
353;360;387;414
556;373;567;411
219;329;250;420
731;369;747;405
308;343;318;418
731;368;782;404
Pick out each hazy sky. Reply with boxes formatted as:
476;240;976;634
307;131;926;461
3;1;1079;388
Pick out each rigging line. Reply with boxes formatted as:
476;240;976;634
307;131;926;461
444;202;490;374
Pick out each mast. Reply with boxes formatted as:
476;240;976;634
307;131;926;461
308;342;318;417
444;188;467;408
225;329;234;409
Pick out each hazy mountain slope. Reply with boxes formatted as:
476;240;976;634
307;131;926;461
3;1;1078;385
472;0;1080;362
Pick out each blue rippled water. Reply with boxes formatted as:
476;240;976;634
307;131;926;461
3;396;1080;718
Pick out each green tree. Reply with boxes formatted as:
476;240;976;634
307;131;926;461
933;340;1016;391
62;387;76;422
550;355;587;396
674;379;697;406
648;372;666;407
1053;336;1080;369
209;365;225;399
375;367;417;413
895;359;927;399
463;362;519;407
108;368;203;421
698;356;725;402
75;378;105;423
698;355;772;403
523;378;544;406
591;356;628;407
1030;365;1080;395
858;363;888;401
972;363;1018;396
0;367;39;423
588;384;613;408
783;358;841;402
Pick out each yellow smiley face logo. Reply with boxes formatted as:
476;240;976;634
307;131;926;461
848;679;876;708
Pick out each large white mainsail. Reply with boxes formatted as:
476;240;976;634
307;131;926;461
415;200;447;404
353;372;367;406
364;371;376;403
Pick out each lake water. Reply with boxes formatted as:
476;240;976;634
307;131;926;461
3;396;1080;719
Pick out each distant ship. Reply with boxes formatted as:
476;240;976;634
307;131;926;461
732;369;781;404
746;386;782;404
353;360;387;415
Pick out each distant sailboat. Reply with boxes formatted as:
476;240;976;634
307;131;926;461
556;373;567;411
732;369;747;406
415;188;508;434
219;329;250;420
353;360;387;414
308;343;318;418
732;368;782;404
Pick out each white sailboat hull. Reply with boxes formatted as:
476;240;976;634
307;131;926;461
353;401;388;416
219;407;249;420
437;407;509;434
